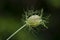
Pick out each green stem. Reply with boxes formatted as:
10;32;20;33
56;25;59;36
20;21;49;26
6;24;26;40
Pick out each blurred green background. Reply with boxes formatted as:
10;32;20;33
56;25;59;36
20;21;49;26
0;0;60;40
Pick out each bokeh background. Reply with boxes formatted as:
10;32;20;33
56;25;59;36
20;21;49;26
0;0;60;40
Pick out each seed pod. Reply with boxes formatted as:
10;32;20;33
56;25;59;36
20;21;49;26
26;15;42;27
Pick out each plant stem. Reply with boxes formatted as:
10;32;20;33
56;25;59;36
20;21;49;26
6;24;26;40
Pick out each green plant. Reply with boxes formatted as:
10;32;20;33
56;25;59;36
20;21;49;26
6;8;49;40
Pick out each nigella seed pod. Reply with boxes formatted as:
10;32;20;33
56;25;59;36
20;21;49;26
26;15;42;27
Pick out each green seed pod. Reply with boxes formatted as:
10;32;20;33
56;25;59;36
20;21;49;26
26;15;42;27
